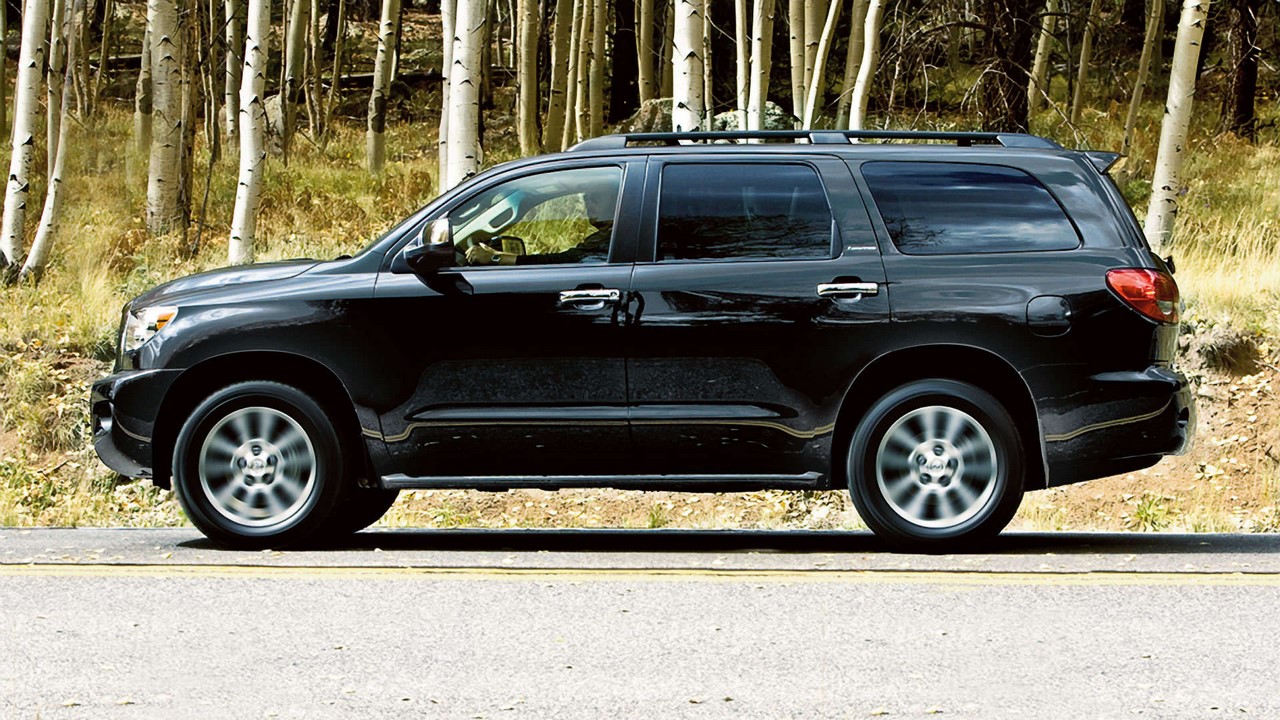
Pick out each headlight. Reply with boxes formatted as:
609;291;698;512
120;306;178;354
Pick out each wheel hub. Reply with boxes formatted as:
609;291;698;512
912;439;963;486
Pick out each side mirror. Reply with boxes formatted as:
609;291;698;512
499;236;526;257
399;218;454;275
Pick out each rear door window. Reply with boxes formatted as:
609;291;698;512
656;163;835;262
861;161;1080;254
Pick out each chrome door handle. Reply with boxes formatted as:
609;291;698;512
558;288;622;310
817;282;879;300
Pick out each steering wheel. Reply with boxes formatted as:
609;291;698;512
460;235;527;266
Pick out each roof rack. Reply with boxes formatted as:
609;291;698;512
569;130;1062;151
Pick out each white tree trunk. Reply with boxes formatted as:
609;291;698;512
701;0;712;128
638;0;655;103
2;0;49;268
589;0;605;137
787;0;804;119
438;0;455;186
1069;0;1102;125
1144;0;1211;254
228;0;268;264
1121;0;1164;171
733;0;748;129
47;0;66;176
0;6;7;139
446;0;484;188
848;0;882;131
671;0;705;131
225;0;244;138
659;0;673;99
573;0;591;140
367;0;401;174
283;0;309;161
801;0;841;127
745;0;774;132
22;0;78;282
1028;0;1058;114
146;0;184;236
561;0;583;149
516;0;539;153
803;0;825;106
835;0;867;128
544;0;574;150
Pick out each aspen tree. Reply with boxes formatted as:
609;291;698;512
146;0;185;236
1028;0;1058;114
671;0;705;131
225;0;244;138
638;0;655;103
802;0;842;127
787;0;804;118
133;22;153;184
1144;0;1211;254
803;0;826;103
848;0;882;130
22;0;79;282
438;0;455;185
589;0;605;137
1;0;49;271
560;0;583;149
745;0;775;131
701;0;711;129
516;0;539;153
544;0;574;150
1069;0;1102;125
659;0;674;98
367;0;401;173
573;0;592;140
835;0;868;128
734;0;748;129
1120;0;1164;173
228;0;269;264
446;0;484;187
48;0;66;174
283;0;309;161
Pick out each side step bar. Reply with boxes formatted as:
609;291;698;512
380;472;825;492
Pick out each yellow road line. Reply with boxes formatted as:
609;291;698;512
1;563;1278;586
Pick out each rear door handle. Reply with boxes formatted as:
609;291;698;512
817;282;879;300
558;288;622;310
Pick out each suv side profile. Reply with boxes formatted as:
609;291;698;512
91;130;1195;549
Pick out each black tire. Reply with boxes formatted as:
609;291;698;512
847;379;1024;550
172;381;347;549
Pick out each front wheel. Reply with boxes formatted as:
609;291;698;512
847;379;1025;550
172;381;347;549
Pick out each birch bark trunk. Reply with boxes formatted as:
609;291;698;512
47;0;67;175
1120;0;1163;173
367;0;401;173
573;0;591;140
802;0;841;127
1069;0;1102;125
0;0;47;269
446;0;484;187
745;0;774;131
835;0;868;128
228;0;268;264
544;0;573;150
516;0;539;153
671;0;705;131
225;0;243;138
438;0;454;186
803;0;825;105
1028;0;1058;114
638;0;655;103
848;0;882;130
1143;0;1211;254
787;0;804;119
22;0;79;282
734;0;747;129
283;0;309;161
560;0;582;149
146;0;185;236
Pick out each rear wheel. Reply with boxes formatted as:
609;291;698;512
172;381;346;549
847;379;1024;550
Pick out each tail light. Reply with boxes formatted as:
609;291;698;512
1106;268;1180;324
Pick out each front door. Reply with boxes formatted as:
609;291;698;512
373;161;643;479
626;156;891;481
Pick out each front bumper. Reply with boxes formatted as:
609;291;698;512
1039;365;1196;487
90;369;183;480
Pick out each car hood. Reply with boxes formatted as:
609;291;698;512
130;259;321;309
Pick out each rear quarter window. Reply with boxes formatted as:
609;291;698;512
861;161;1080;255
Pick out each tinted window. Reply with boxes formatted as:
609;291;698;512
657;163;834;262
861;161;1079;254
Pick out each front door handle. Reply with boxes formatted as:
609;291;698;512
817;282;879;300
558;288;622;310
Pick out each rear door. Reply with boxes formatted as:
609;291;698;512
625;155;890;481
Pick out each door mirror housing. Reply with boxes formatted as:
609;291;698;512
396;218;454;275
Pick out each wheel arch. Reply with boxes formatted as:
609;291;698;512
152;351;370;489
833;344;1047;491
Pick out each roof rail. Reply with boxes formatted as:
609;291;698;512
568;130;1062;151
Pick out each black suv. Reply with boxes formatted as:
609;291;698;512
91;130;1195;549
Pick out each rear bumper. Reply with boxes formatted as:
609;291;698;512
1040;365;1195;487
90;369;182;480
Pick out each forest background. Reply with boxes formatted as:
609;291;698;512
0;0;1276;533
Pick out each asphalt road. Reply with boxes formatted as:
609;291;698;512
2;529;1278;719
